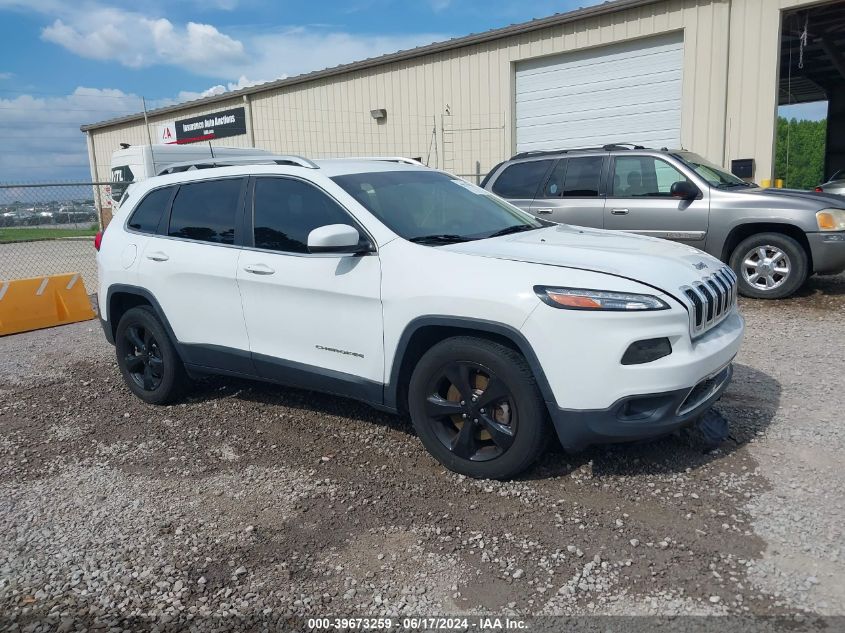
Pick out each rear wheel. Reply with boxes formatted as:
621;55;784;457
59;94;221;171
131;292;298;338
408;336;548;479
729;232;807;299
115;306;187;405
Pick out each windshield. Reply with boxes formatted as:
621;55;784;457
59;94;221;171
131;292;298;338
674;152;753;189
331;170;546;242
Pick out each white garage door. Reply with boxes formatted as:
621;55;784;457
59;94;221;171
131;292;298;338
515;32;684;152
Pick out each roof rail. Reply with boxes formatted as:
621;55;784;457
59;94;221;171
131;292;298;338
338;156;425;166
156;154;319;175
602;143;646;151
509;143;649;160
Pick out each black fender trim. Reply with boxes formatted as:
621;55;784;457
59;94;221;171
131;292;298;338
104;285;186;363
384;316;558;412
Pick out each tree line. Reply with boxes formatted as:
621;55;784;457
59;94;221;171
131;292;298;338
774;116;827;190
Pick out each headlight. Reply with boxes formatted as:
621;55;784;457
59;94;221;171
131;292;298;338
535;286;669;311
817;209;845;231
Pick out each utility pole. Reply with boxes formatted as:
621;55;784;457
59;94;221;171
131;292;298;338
142;97;154;146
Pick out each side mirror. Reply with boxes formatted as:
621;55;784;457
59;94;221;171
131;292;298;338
670;180;700;200
307;224;370;254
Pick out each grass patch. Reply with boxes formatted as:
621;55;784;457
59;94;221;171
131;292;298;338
0;227;98;243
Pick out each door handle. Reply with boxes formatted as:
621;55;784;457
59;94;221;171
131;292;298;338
146;252;169;262
535;208;554;215
243;263;275;275
611;208;630;215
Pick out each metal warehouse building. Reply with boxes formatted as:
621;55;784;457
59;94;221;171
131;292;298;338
82;0;844;203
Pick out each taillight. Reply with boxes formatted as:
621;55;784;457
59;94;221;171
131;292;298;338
94;231;103;251
815;186;824;193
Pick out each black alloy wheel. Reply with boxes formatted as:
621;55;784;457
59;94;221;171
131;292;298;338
122;324;164;392
408;336;548;479
115;305;187;405
423;361;517;462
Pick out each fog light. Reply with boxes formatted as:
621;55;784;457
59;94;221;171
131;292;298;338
621;337;672;365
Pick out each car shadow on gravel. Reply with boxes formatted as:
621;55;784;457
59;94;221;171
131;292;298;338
799;272;845;296
526;362;781;480
181;363;780;483
184;374;413;434
742;272;845;310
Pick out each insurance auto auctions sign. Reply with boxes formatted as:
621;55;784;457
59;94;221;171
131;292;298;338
174;107;247;144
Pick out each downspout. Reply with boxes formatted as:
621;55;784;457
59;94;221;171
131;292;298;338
243;94;256;148
721;0;734;169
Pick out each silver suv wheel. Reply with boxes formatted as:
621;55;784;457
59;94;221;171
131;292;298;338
730;232;807;299
740;245;791;291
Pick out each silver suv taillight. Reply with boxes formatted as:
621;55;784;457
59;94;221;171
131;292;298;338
681;267;737;338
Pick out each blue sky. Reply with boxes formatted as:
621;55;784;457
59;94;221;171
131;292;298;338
0;0;829;181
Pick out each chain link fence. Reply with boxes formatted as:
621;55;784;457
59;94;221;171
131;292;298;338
0;182;113;294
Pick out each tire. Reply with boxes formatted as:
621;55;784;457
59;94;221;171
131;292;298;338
408;336;549;479
115;305;187;405
729;232;808;299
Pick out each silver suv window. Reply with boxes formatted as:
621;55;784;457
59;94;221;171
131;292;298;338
541;156;603;198
491;160;553;198
610;156;690;198
674;152;753;189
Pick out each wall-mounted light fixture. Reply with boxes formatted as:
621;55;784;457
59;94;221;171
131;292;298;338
370;108;387;120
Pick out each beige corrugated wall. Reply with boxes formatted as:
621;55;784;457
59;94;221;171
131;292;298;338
88;0;824;184
724;0;823;182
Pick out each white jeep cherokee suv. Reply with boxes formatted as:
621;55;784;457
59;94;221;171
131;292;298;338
96;156;744;479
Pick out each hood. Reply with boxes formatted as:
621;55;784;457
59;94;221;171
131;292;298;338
735;186;845;208
442;225;725;298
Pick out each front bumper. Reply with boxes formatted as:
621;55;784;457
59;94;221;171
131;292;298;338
549;363;732;451
808;231;845;274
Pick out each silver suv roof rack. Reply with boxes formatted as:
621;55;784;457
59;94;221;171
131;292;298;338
157;154;318;175
510;143;648;161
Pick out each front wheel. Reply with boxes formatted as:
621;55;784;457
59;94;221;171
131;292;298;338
408;336;549;479
729;232;808;299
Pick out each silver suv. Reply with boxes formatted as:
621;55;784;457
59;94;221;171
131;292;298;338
482;145;845;299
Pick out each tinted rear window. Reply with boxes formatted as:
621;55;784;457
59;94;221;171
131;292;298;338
168;179;243;244
563;156;603;197
127;186;174;234
491;160;553;198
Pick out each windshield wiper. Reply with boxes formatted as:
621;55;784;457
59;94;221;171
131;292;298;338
485;224;540;239
408;234;472;245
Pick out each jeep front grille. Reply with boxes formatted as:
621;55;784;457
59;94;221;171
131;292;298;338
681;267;737;338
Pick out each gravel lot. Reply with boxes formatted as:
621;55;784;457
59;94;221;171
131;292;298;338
0;274;843;631
0;239;98;293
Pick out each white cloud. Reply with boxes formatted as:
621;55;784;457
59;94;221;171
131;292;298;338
175;75;269;104
429;0;452;11
0;71;13;80
10;1;445;83
41;10;247;71
219;27;445;84
0;87;142;181
0;2;451;181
